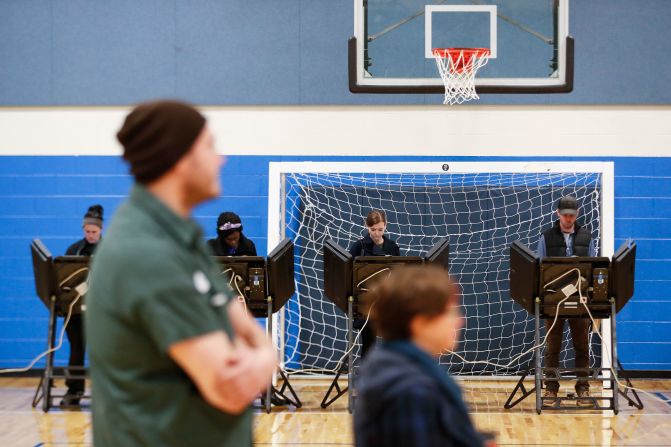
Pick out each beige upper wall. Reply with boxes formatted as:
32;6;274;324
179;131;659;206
0;106;670;156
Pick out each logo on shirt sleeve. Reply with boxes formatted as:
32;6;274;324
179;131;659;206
211;293;228;307
192;270;211;294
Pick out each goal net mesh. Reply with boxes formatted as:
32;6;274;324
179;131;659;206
278;169;602;375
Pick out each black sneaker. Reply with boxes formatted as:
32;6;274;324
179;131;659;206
260;392;290;407
270;394;290;406
576;390;595;408
60;391;83;408
542;389;559;406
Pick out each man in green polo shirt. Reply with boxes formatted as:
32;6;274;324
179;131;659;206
86;100;276;446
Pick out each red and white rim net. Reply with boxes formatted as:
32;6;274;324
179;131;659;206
433;48;491;105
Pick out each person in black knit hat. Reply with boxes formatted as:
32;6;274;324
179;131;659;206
87;100;275;446
61;204;104;407
66;204;104;256
207;211;257;256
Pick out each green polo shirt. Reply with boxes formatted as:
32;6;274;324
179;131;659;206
86;184;251;447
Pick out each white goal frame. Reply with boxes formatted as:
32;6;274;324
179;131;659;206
268;161;615;377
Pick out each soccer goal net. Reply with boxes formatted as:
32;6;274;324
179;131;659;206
267;162;614;376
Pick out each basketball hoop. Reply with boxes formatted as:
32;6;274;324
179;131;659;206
432;48;490;105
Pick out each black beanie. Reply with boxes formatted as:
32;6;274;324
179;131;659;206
83;204;104;228
217;212;243;238
117;100;206;183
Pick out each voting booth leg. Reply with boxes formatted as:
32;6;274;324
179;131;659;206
32;297;57;412
503;366;536;409
610;302;619;413
43;322;55;413
320;364;348;409
531;300;643;413
504;300;541;410
617;358;644;410
534;299;544;414
347;297;355;414
264;297;301;413
264;298;273;413
273;368;302;408
31;377;44;409
320;296;354;410
610;301;643;411
320;296;357;411
269;298;301;410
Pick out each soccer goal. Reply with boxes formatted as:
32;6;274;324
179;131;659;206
267;161;614;377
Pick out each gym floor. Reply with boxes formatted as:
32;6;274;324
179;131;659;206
2;377;671;446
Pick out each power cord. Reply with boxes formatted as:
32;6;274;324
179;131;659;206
0;293;81;374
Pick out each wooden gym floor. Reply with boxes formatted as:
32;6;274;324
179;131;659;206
2;377;671;446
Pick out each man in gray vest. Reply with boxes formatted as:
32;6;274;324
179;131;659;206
536;195;597;407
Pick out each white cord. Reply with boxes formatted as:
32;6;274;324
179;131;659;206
0;293;81;374
356;268;390;289
232;275;246;300
445;268;583;369
448;264;670;406
543;266;583;291
220;269;251;311
284;265;669;408
287;268;392;376
58;268;88;288
220;267;235;285
284;269;389;376
286;303;374;376
287;268;578;375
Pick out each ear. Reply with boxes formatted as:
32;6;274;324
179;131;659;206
177;149;195;171
409;314;427;338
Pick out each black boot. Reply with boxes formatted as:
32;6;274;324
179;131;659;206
60;390;83;408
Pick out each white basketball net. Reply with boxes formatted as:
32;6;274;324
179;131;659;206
433;48;490;105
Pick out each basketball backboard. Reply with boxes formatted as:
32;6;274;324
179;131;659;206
349;0;573;94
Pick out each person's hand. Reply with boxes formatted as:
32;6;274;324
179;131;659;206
233;337;277;382
216;338;275;402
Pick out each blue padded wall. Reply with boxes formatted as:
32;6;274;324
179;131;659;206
2;0;671;105
0;155;670;371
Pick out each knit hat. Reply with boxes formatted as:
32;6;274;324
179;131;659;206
217;212;243;238
83;204;104;228
117;100;206;183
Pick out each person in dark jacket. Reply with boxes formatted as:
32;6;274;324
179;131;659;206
348;210;400;258
355;265;486;447
66;204;103;256
208;211;287;407
537;195;597;408
348;210;401;357
62;204;104;407
208;211;257;256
